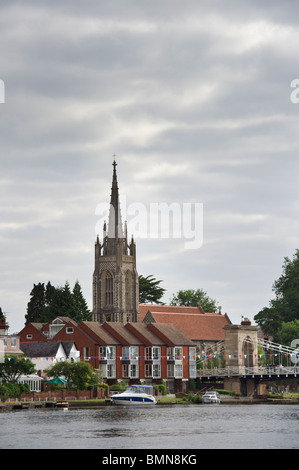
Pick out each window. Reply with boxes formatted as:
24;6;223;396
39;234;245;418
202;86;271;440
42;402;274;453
122;363;129;378
189;347;196;361
122;346;138;360
26;334;32;340
145;363;152;377
145;346;161;360
167;363;174;378
130;363;138;378
167;347;174;360
145;363;160;378
174;347;182;360
125;271;132;310
104;272;114;306
66;327;74;334
189;347;197;378
107;346;116;360
153;364;161;378
107;363;116;378
174;364;183;378
84;347;90;360
99;346;116;360
189;363;197;378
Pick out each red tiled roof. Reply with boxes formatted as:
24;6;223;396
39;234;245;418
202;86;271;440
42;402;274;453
139;304;231;341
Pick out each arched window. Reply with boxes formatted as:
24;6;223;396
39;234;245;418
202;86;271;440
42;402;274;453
125;270;132;310
104;271;114;306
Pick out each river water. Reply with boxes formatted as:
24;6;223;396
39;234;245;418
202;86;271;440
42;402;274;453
0;404;298;450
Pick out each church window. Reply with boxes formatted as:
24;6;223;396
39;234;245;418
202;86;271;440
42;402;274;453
104;271;114;306
125;271;132;310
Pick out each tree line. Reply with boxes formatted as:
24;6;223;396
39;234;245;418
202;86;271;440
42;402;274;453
23;275;218;326
25;280;92;324
254;249;299;345
4;251;299;346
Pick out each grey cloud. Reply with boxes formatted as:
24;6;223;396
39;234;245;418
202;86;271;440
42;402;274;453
1;1;299;332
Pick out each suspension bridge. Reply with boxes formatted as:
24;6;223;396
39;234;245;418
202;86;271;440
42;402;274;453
197;335;299;380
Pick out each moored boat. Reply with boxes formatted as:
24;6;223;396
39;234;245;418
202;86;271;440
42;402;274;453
56;400;69;408
202;391;221;404
110;385;157;405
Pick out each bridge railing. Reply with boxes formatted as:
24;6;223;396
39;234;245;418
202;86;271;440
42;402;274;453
197;365;299;378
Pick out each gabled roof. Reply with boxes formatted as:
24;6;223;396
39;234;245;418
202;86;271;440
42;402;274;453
50;317;76;325
80;322;121;345
61;342;77;356
148;322;195;346
139;304;231;341
20;341;63;358
20;341;77;358
102;322;143;346
125;322;165;346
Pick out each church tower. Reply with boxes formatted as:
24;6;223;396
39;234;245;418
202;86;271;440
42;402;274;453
92;158;140;323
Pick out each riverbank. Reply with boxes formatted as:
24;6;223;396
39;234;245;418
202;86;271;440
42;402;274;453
1;394;298;411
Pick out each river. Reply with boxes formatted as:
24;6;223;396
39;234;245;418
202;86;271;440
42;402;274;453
0;403;298;450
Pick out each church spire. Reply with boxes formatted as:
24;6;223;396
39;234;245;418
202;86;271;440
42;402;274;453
92;155;140;323
108;156;124;240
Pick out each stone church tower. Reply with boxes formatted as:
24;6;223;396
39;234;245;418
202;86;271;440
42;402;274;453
92;159;139;323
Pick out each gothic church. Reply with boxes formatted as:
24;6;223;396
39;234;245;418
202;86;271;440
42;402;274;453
92;159;139;323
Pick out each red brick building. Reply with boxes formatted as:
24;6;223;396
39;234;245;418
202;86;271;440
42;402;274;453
19;316;196;393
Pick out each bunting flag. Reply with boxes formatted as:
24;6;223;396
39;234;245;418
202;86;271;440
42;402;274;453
1;353;297;361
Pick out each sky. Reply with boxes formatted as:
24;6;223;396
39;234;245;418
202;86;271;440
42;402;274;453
1;0;299;333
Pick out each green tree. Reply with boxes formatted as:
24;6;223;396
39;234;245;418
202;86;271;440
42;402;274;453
0;356;35;383
44;281;75;321
272;250;299;322
254;307;283;339
25;282;47;323
254;249;299;339
72;280;92;322
46;361;98;390
139;275;166;304
169;288;219;312
25;280;91;324
276;320;299;346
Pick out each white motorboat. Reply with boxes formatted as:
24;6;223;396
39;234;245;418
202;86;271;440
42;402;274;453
202;391;221;404
110;385;157;405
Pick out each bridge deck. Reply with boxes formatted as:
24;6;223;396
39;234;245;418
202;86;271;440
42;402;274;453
197;365;299;379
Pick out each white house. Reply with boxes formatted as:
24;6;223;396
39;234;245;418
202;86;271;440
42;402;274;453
20;341;80;373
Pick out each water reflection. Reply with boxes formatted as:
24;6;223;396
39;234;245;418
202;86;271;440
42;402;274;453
1;404;298;449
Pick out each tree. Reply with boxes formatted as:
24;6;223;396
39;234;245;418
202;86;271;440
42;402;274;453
0;356;35;383
72;280;92;322
276;320;299;346
46;361;98;390
45;281;76;321
25;280;91;324
254;307;282;339
254;249;299;340
139;275;166;304
272;250;299;323
169;288;219;312
25;282;47;323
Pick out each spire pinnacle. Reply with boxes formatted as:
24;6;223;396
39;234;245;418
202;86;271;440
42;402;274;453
107;154;124;243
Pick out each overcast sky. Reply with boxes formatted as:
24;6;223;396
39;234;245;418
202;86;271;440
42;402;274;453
1;1;299;333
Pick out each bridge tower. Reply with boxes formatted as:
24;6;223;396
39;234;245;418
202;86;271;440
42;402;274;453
224;318;259;370
223;319;259;395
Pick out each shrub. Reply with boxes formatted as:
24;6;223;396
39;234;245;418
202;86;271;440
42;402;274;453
0;382;29;401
